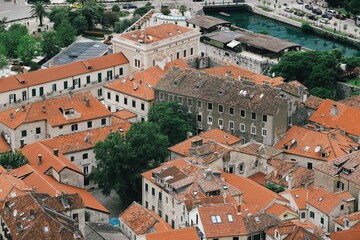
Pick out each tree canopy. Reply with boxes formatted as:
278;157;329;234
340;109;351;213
41;31;60;58
345;0;360;15
30;1;47;26
0;151;28;170
17;35;41;65
148;101;197;146
93;122;169;205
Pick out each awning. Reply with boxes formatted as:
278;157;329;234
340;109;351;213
227;40;241;48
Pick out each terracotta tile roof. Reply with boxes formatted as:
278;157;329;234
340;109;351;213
10;164;35;178
283;226;321;240
120;23;192;43
0;92;111;129
0;170;31;201
169;128;240;157
242;213;282;235
41;193;85;212
275;126;359;161
339;94;360;109
222;172;287;211
330;228;360;240
307;187;353;214
0;193;84;239
313;151;360;186
40;121;131;154
112;109;137;120
265;221;295;237
304;95;325;110
333;211;360;226
145;227;199;240
119;202;171;236
276;80;307;97
309;99;360;137
265;203;297;218
21;142;83;175
266;159;314;189
248;172;267;186
19;165;109;213
184;195;237;212
0;135;11;154
202;65;284;86
0;53;128;93
237;142;282;159
292;220;326;237
105;59;188;101
280;188;312;210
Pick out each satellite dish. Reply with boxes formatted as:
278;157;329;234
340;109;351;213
13;209;17;217
315;146;321;153
291;139;296;144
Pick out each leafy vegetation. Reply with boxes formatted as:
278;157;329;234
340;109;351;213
30;1;47;26
266;182;285;193
0;151;28;170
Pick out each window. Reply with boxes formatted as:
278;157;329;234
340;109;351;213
218;119;223;128
86;76;90;84
190;47;194;55
229;121;234;130
229;107;234;115
159;192;162;201
301;212;306;218
107;92;111;100
152;188;155;196
183;50;187;58
218;105;224;113
73;213;79;220
39;87;44;96
211;215;222;224
197;100;202;108
228;214;234;222
64;81;68;89
310;211;315;219
176;52;180;59
107;70;113;80
83;166;89;175
132;100;136;108
165;215;169;223
98;73;102;83
240;109;245;118
208;102;213;110
152;205;155;211
337;181;344;190
87;121;92;128
32;88;36;97
239;163;244;173
187;98;192;106
345;219;350;228
197;114;202;122
44;226;49;233
233;237;239;240
52;84;57;92
262;128;267;137
97;88;102;97
320;217;324;225
240;123;245;132
71;124;78;131
262;114;268;122
177;96;183;103
251;126;256;135
70;156;74;162
119;68;124;76
124;97;128;105
145;183;148;192
340;204;344;210
208;116;213;125
159;92;164;100
135;59;141;68
82;153;88;159
251;112;256;120
36;127;41;134
101;118;106;126
307;162;313;170
172;220;175;228
21;130;27;137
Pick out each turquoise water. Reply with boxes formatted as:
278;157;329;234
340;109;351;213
208;11;360;56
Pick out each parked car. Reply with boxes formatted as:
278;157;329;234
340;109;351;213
305;4;313;10
296;0;303;4
295;10;305;17
322;13;332;20
307;14;316;20
325;9;336;16
319;18;329;24
335;13;346;20
123;3;137;9
356;15;360;27
312;8;322;15
284;7;293;13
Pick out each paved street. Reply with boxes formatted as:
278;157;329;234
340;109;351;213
0;0;31;21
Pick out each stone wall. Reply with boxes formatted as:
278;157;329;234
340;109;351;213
336;82;360;99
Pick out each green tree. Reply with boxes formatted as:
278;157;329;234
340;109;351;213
30;1;47;26
266;182;285;193
133;4;153;17
345;0;360;15
0;54;9;72
148;101;197;146
93;123;169;205
56;19;76;47
80;0;105;30
310;87;333;99
0;24;28;58
0;151;28;170
0;17;7;32
48;6;70;30
161;7;171;16
179;5;187;16
101;11;119;29
72;15;88;34
41;31;60;58
17;35;41;65
112;4;120;12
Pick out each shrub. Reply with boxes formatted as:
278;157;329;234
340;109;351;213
83;31;105;38
112;5;120;12
302;22;314;33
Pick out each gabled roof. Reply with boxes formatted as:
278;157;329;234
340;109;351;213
222;172;287;212
304;95;325;110
330;228;360;240
145;227;199;240
105;59;188;101
283;226;321;240
275;126;359;161
16;165;109;213
119;202;171;236
0;53;128;93
333;211;360;226
339;94;360;109
309;99;360;137
120;23;193;44
265;221;296;237
112;109;137;120
264;203;298;219
0;92;111;129
0;170;31;201
280;188;312;210
21;142;83;175
40;121;131;154
237;142;282;159
0;135;11;154
306;187;353;214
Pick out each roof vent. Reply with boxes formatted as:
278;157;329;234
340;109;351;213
133;82;138;91
9;112;13;121
85;99;90;106
42;105;46;113
330;104;337;116
38;154;42;165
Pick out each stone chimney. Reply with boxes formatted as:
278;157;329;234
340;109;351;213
330;104;337;116
38;154;42;165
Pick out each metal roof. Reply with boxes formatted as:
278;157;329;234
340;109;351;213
186;15;230;29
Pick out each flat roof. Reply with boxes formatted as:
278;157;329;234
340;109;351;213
203;30;243;43
236;33;300;53
186;15;230;29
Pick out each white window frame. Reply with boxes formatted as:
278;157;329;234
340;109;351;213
240;123;245;132
207;116;213;125
262;128;267;137
251;126;256;135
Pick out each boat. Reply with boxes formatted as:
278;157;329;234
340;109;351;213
219;12;231;17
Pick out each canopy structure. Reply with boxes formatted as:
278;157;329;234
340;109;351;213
227;40;241;48
186;15;231;33
155;14;188;21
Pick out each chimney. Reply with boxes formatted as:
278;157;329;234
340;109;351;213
9;112;13;121
53;149;58;156
68;90;73;98
21;105;25;112
330;104;337;116
204;168;213;180
38;154;42;165
133;82;138;91
225;70;233;78
84;132;91;143
41;105;46;113
85;99;90;106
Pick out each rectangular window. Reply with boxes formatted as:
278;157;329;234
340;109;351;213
218;105;224;113
190;47;194;55
240;123;245;132
36;127;41;134
165;215;169;223
172;220;175;229
87;121;92;128
98;88;102;97
320;217;324;225
145;201;148;208
86;76;90;84
107;92;111;100
301;212;306;218
64;81;68;89
39;87;44;96
52;84;57;92
197;114;202;122
107;70;113;80
159;192;162;201
71;124;78;131
310;211;315;218
240;109;245;118
116;95;119;102
177;96;183;103
132;100;136;108
251;112;256;120
98;73;102;83
71;156;74;162
229;107;234;115
187;98;192;106
159;92;164;100
152;188;155;196
82;153;88;159
183;50;186;58
307;162;313;170
145;183;148;192
101;118;106;126
21;130;27;137
218;119;223;127
32;89;36;97
208;116;213;125
262;114;268;122
262;128;267;137
197;100;202;108
176;52;180;59
119;68;123;76
141;103;145;111
208;102;213;110
83;166;89;175
152;205;155;211
251;126;256;135
229;121;234;130
239;163;244;173
124;98;128;105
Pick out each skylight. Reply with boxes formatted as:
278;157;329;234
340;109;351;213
227;214;234;222
211;215;222;224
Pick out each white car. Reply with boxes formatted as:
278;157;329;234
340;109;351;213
319;18;329;24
